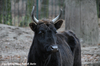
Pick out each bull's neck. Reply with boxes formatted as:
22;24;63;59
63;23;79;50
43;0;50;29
34;44;51;66
41;54;51;66
34;48;60;66
33;37;52;66
35;50;51;66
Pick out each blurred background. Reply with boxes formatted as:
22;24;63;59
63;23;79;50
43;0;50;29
0;0;65;27
0;0;100;66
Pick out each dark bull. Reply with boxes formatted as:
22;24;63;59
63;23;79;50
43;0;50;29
27;6;81;66
29;6;62;53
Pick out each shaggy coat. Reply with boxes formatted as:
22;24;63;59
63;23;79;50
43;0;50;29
27;20;81;66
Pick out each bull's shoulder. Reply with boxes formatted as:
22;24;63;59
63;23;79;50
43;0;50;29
60;30;79;43
57;30;79;53
57;30;77;41
60;30;76;38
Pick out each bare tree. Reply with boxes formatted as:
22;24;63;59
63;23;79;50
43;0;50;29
65;0;99;45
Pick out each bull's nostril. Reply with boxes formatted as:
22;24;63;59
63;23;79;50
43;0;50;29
51;45;58;49
51;45;58;52
46;45;58;52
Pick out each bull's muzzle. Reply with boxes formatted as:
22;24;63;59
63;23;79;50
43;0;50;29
46;45;58;53
50;45;59;52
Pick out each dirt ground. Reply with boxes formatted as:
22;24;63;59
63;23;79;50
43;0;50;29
0;23;100;66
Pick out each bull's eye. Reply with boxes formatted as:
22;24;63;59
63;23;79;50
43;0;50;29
38;31;42;34
38;31;44;36
54;31;57;33
55;31;57;33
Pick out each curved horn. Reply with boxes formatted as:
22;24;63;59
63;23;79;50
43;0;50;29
31;6;39;23
52;9;62;23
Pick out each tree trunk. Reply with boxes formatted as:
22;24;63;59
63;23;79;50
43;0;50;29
65;0;99;45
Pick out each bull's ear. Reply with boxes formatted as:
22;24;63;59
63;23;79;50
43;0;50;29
54;20;63;29
29;23;37;31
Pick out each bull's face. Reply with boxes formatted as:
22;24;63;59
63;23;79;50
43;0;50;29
29;20;63;53
29;6;63;53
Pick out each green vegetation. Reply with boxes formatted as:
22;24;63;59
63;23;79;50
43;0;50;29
0;0;100;27
40;0;49;19
19;16;31;27
96;0;100;18
0;0;12;25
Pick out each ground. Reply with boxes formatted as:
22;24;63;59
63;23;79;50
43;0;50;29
0;24;100;66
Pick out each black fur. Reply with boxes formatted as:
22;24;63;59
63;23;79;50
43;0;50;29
27;20;81;66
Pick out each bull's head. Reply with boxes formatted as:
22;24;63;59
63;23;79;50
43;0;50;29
29;6;63;53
